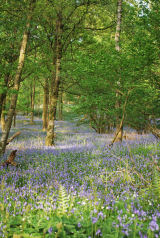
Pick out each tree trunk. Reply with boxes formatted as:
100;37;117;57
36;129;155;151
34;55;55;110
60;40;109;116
1;113;5;132
42;78;49;131
115;98;123;142
0;94;6;121
1;96;6;132
113;0;123;143
45;13;62;146
58;89;63;121
0;0;36;155
115;0;122;52
13;111;16;127
110;91;130;146
0;94;4;120
0;74;10;120
30;78;35;124
148;123;160;139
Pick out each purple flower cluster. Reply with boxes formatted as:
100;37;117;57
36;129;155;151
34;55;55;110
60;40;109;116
0;116;159;237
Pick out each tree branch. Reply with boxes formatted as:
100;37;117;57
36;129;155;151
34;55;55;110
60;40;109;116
6;131;21;145
84;22;116;31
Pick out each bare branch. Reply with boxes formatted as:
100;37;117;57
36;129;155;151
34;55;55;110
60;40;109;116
6;131;21;145
84;22;116;31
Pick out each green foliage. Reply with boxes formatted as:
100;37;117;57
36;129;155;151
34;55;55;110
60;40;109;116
152;167;160;203
0;0;159;132
57;185;69;215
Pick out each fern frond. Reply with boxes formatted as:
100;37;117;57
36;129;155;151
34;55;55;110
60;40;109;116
57;184;69;215
152;167;160;202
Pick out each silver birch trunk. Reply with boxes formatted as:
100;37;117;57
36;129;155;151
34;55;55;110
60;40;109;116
113;0;123;143
115;0;122;52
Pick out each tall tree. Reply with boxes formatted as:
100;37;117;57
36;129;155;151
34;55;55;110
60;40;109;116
42;78;49;131
44;0;90;146
30;78;36;124
45;11;63;146
112;0;123;143
0;0;36;155
58;87;63;121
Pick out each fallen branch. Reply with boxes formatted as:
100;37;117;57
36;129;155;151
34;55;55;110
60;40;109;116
1;150;17;167
6;131;21;145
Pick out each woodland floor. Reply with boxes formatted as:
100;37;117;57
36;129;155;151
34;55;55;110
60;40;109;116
0;116;160;238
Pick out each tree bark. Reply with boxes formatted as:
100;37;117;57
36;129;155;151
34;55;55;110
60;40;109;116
1;97;6;132
0;74;10;120
113;0;123;143
110;91;130;146
30;78;35;124
0;93;6;122
6;131;21;145
115;97;123;142
0;0;36;155
148;124;160;139
45;13;63;146
13;111;16;127
58;89;63;121
0;94;4;120
1;150;18;167
115;0;122;52
42;78;49;131
1;112;5;132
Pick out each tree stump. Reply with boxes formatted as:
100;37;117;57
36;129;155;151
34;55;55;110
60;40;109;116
1;150;18;167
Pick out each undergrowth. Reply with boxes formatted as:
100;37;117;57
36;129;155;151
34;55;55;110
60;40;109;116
0;120;160;237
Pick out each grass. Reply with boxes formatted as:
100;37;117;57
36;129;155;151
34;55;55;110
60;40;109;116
0;117;160;237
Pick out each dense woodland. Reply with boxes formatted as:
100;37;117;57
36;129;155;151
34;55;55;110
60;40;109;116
0;0;160;237
0;0;160;153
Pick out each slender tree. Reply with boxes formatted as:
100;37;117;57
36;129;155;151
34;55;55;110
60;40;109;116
1;97;6;132
30;78;36;124
45;12;63;145
42;78;49;131
58;87;63;121
0;0;36;155
115;0;122;52
112;0;123;143
44;0;90;145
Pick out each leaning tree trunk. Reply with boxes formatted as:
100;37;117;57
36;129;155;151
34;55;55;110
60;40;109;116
0;0;36;155
42;78;49;131
112;0;123;143
45;13;62;146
